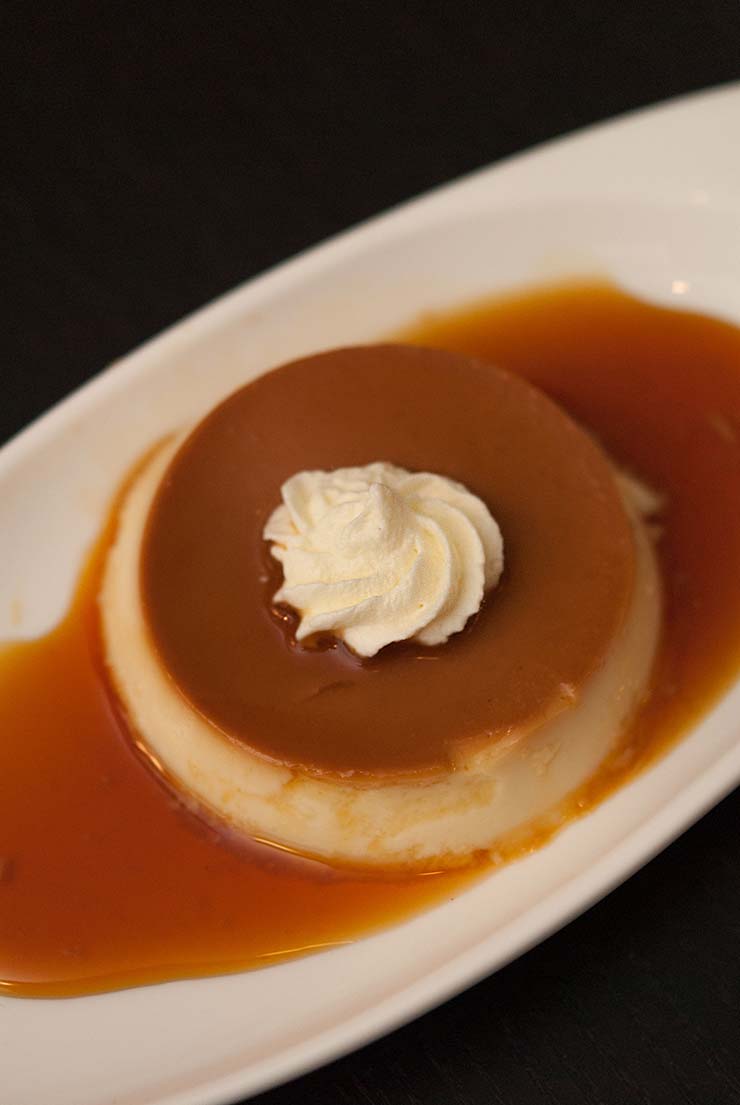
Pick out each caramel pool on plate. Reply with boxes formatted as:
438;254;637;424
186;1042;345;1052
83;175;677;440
3;280;740;996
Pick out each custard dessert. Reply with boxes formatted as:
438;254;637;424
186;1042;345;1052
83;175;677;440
101;343;661;869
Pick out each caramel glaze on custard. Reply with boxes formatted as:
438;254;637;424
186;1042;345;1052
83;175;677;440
141;344;635;779
4;281;740;997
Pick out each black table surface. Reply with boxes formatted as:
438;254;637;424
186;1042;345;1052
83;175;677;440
3;4;740;1103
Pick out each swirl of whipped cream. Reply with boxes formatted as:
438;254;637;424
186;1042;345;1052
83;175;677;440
263;462;504;657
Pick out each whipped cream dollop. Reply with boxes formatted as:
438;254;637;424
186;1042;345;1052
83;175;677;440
263;462;504;657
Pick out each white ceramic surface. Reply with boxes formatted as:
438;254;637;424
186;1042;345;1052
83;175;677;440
2;82;740;1105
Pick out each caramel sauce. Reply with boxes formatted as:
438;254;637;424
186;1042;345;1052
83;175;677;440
142;343;634;777
3;279;740;997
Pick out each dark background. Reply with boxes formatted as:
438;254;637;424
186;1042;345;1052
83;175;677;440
3;3;740;1103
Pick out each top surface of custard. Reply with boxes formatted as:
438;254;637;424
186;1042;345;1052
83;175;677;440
141;343;635;778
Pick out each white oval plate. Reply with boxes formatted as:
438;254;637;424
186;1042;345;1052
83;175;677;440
3;82;740;1105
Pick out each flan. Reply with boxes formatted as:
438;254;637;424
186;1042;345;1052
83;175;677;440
100;344;661;869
